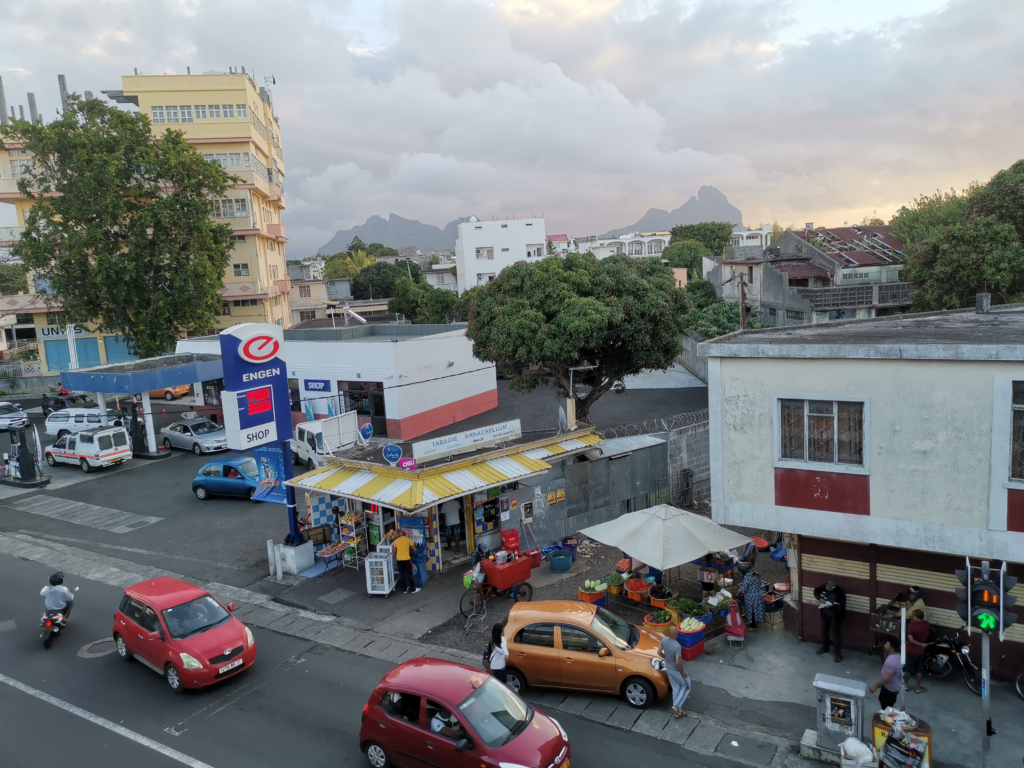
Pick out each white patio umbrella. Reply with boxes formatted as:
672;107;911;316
579;504;753;570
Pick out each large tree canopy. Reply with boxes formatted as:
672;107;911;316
387;278;459;323
669;222;733;256
3;96;235;357
662;239;711;277
324;249;375;279
465;253;684;421
352;261;420;300
894;162;1024;310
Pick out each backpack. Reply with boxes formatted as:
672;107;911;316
483;641;493;668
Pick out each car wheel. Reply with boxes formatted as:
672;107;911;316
291;452;300;466
163;437;173;450
623;677;656;709
504;667;527;694
165;664;186;694
164;391;175;401
80;459;91;474
307;458;315;471
248;488;256;502
365;742;391;768
194;485;209;500
45;453;56;467
192;443;202;455
114;634;133;662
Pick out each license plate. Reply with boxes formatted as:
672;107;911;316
219;658;243;674
561;760;569;768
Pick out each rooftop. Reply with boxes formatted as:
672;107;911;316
705;304;1024;361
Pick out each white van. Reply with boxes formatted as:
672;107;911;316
290;413;360;470
45;407;124;437
44;427;132;472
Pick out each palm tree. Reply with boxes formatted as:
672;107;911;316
344;250;375;275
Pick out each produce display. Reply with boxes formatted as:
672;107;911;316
581;580;608;593
604;573;625;586
648;610;673;624
668;598;703;616
616;558;631;571
679;617;705;632
649;584;674;600
625;578;651;593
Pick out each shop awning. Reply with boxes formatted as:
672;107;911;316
287;430;604;512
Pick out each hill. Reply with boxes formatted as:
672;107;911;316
599;186;742;236
317;214;468;254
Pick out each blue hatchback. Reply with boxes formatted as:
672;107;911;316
192;456;259;501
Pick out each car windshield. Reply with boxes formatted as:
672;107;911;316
457;676;533;748
191;421;223;436
69;395;95;406
315;433;324;451
0;404;20;415
239;458;258;478
162;595;231;639
591;606;638;650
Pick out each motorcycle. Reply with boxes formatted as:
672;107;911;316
39;586;79;650
923;631;981;695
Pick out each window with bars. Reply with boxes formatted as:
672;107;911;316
1012;382;1024;479
233;263;250;277
209;104;221;118
780;399;864;466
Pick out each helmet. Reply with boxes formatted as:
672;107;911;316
48;572;64;586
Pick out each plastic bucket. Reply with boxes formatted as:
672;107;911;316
560;540;577;562
495;551;508;565
644;617;674;636
549;551;572;573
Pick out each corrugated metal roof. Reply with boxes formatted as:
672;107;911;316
521;432;603;460
585;434;666;458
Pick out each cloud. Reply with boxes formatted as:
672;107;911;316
0;0;1020;251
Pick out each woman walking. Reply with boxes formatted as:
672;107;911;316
659;625;691;718
738;563;766;630
485;623;510;685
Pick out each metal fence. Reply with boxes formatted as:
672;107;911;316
602;408;709;439
618;469;693;516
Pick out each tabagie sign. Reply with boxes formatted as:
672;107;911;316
412;419;522;461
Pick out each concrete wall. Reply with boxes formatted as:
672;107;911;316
0;374;60;395
667;418;710;502
755;263;815;327
677;332;708;383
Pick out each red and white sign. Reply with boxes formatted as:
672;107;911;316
398;458;418;470
239;334;281;364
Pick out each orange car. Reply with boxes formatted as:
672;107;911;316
502;600;670;709
149;385;191;401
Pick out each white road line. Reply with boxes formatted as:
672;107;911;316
0;672;216;768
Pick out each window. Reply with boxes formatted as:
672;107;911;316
268;240;276;252
202;465;221;477
501;224;508;228
222;104;234;118
234;197;248;217
87;414;100;424
628;241;644;256
209;104;221;118
786;310;805;321
236;104;248;118
780;399;864;466
1011;383;1024;480
180;105;193;123
215;153;228;167
501;247;509;252
298;285;311;298
514;623;555;647
46;311;62;325
273;295;280;306
166;106;179;123
243;152;252;171
233;299;258;307
560;625;603;654
150;106;165;123
271;264;278;279
11;159;33;178
299;310;316;322
526;222;533;226
48;413;69;423
222;302;231;315
79;432;94;443
195;105;207;119
380;691;420;723
98;434;113;451
228;153;242;167
233;263;250;277
230;235;246;243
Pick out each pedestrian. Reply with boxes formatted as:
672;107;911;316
659;625;691;718
485;623;509;684
441;498;462;555
813;579;847;663
901;586;927;620
869;638;902;710
392;531;419;594
903;609;930;694
738;563;765;630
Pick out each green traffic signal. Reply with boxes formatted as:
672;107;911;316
976;611;998;632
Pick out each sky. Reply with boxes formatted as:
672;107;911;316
2;0;1022;257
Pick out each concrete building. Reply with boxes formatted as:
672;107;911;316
730;223;773;248
575;231;669;260
704;305;1024;677
287;260;324;282
422;263;458;293
455;217;546;294
546;233;571;255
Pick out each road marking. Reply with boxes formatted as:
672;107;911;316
5;496;162;534
0;619;16;632
17;531;248;571
78;638;117;658
0;672;216;768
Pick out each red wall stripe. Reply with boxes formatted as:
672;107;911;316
1008;488;1024;533
391;389;499;442
775;467;870;515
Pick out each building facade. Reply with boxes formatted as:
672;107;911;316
730;223;773;249
421;263;458;293
705;307;1024;677
455;217;546;294
575;231;669;260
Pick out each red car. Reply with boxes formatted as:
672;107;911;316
112;576;256;693
359;658;570;768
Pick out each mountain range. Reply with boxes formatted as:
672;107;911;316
317;186;742;254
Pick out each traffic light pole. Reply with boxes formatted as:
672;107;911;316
981;630;991;768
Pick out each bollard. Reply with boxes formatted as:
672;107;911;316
267;539;275;578
274;544;283;580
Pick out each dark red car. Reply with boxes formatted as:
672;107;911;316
111;576;256;693
359;658;570;768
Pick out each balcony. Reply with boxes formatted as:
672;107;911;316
267;222;286;239
796;282;911;310
0;226;24;245
0;178;24;196
221;281;269;300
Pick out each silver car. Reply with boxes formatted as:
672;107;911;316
160;419;228;454
0;401;29;431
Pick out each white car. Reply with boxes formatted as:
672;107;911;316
0;401;29;430
45;407;124;437
45;427;132;472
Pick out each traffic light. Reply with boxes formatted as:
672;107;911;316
1001;565;1018;640
955;567;973;627
971;578;1001;632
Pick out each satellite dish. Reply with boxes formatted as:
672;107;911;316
558;406;568;434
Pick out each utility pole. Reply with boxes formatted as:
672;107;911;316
739;272;747;330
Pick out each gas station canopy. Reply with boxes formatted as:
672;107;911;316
59;353;224;395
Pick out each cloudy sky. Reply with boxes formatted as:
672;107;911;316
2;0;1022;256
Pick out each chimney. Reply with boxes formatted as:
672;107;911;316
27;93;39;123
976;293;991;315
57;74;69;114
0;76;7;125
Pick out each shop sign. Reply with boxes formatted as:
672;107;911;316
411;419;522;461
39;326;89;337
220;323;292;450
253;445;288;505
360;423;373;440
382;444;402;465
398;458;417;470
304;379;331;392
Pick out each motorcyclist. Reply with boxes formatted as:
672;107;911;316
40;572;74;622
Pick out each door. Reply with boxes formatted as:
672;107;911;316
201;463;223;493
120;597;162;661
62;436;77;465
133;601;171;669
509;623;561;687
422;700;477;768
179;425;194;450
222;465;248;496
557;624;617;693
48;436;66;464
377;691;426;765
73;413;86;432
370;391;387;438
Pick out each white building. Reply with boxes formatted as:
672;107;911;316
730;224;773;249
422;263;458;293
575;232;670;260
455;217;546;294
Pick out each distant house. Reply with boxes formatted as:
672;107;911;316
287;260;324;281
730;224;773;249
422;264;458;293
546;234;571;255
575;231;669;259
455;217;546;294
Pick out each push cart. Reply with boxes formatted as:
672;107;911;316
460;556;533;618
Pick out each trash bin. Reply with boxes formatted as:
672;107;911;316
813;673;868;754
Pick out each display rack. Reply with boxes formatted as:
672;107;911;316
338;511;369;571
365;551;396;597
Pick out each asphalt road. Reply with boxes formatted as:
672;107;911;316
0;553;749;768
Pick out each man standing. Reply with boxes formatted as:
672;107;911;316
441;498;462;555
902;586;927;620
813;579;846;663
392;532;419;594
903;609;930;694
869;638;902;709
658;625;691;718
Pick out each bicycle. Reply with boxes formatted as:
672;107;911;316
459;577;533;619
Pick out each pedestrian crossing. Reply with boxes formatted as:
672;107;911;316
6;496;162;534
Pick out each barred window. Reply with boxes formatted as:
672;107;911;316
786;310;805;321
780;399;864;466
1012;382;1024;479
228;153;242;167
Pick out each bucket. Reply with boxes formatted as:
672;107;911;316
494;551;508;565
560;539;577;562
644;615;674;635
677;627;705;648
549;551;572;573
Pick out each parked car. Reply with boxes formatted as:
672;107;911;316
501;600;670;709
42;392;97;416
149;385;191;401
112;576;256;693
161;419;227;454
44;426;132;472
359;658;569;768
192;457;259;501
45;407;124;437
0;401;29;431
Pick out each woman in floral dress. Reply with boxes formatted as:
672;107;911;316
738;562;766;630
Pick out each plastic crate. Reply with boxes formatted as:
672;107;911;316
679;640;704;660
481;556;532;591
677;628;705;648
500;529;520;554
525;549;541;568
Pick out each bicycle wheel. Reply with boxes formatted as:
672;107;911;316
512;582;533;602
1015;671;1024;701
460;589;485;618
961;662;982;696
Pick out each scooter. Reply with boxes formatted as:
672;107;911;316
39;586;79;650
924;631;981;695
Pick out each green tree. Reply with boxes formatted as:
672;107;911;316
388;277;425;318
366;242;399;259
662;239;711;277
3;95;234;357
769;221;794;241
464;253;684;422
420;286;458;323
890;188;973;246
682;277;719;310
347;236;366;253
324;249;375;280
0;264;29;295
352;261;420;300
860;211;885;226
669;222;733;256
679;300;750;339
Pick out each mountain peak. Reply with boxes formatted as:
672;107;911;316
599;186;742;237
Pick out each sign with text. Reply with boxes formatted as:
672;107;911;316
398;458;417;471
382;444;403;464
303;379;331;392
219;323;291;450
412;419;522;461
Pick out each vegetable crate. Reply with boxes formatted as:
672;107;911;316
677;627;705;648
578;589;605;604
679;639;705;660
481;556;531;592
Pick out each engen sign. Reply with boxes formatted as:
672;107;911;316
220;324;292;451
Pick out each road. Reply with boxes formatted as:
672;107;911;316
0;553;748;768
